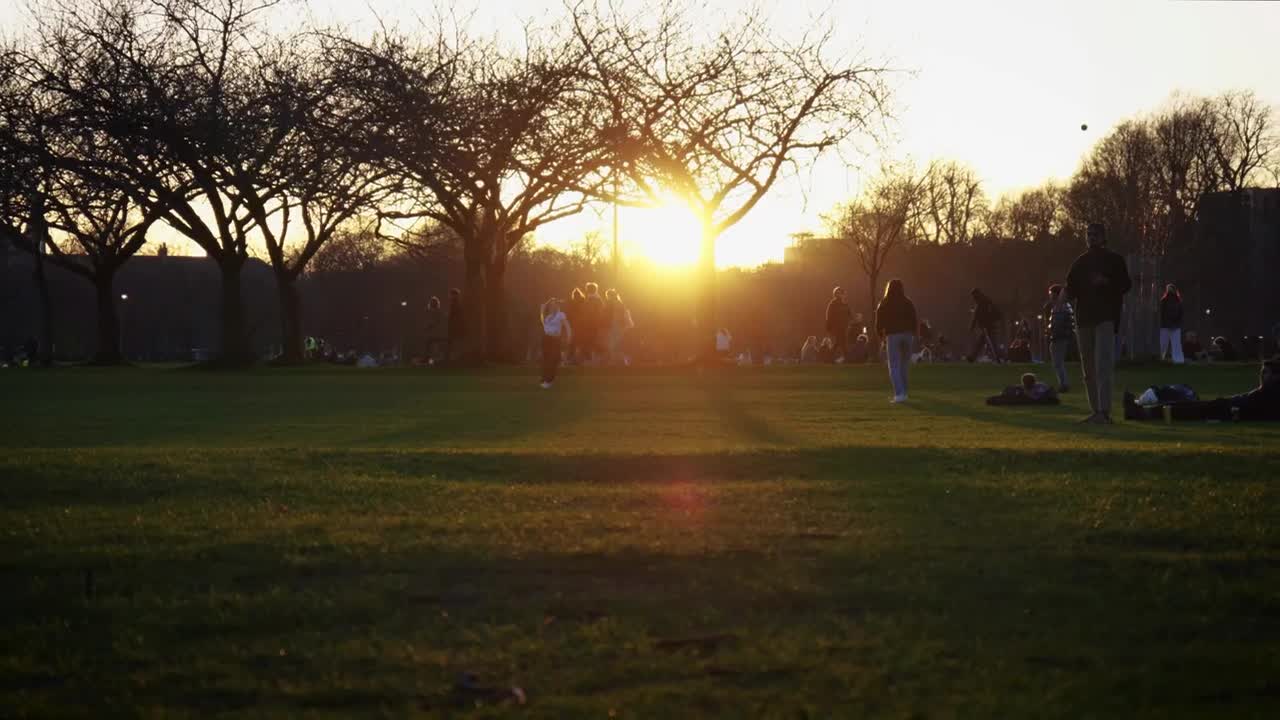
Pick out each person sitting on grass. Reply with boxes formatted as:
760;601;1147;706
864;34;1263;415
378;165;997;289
800;336;819;363
986;373;1061;406
1124;358;1280;422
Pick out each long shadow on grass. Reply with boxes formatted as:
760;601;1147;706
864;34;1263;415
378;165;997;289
5;443;1278;513
6;477;1279;717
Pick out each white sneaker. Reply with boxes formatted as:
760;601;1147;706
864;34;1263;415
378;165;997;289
540;381;552;389
890;394;907;404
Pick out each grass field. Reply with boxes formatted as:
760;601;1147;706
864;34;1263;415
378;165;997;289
3;362;1279;718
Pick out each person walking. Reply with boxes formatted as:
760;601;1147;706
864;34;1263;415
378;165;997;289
825;286;852;362
1045;284;1074;393
539;297;572;389
875;279;919;404
967;288;1004;363
1066;222;1132;423
1159;283;1185;364
446;288;465;365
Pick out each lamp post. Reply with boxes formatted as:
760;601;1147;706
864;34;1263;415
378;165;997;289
399;300;408;364
119;293;129;361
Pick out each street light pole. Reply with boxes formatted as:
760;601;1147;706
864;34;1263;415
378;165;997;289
119;293;129;362
399;300;408;365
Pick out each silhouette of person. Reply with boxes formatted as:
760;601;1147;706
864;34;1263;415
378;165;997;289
1066;222;1132;424
876;279;918;404
825;286;852;361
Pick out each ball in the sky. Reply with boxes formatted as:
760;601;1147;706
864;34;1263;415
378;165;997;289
1080;123;1088;131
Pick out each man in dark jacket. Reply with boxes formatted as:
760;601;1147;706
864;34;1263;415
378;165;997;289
1066;222;1132;423
967;289;1004;363
1125;358;1280;421
825;286;852;361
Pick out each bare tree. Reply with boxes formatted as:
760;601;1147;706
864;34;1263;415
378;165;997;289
916;160;986;245
984;182;1070;244
1205;89;1278;191
24;0;297;365
572;2;892;360
1066;120;1160;256
828;165;925;331
243;37;402;364
327;23;611;362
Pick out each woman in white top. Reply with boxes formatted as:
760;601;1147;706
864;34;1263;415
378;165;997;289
540;298;572;388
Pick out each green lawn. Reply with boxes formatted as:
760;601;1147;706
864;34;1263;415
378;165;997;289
2;363;1278;718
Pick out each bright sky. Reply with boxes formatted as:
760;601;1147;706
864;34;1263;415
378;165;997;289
5;0;1279;267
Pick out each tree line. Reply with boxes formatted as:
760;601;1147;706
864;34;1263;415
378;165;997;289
3;1;1275;368
828;89;1277;343
0;0;890;366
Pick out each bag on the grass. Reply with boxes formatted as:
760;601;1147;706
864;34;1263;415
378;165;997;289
1137;384;1198;407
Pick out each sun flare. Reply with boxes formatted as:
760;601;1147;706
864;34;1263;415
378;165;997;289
624;196;704;268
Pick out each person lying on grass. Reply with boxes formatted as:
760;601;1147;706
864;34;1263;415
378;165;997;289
1124;358;1280;422
986;373;1061;406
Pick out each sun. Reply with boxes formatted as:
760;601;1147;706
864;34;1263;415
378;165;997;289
624;195;704;268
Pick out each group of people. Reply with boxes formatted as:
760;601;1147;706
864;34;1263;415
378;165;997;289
538;282;634;388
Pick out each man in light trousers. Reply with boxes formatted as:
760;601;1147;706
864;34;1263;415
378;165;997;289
1066;223;1132;424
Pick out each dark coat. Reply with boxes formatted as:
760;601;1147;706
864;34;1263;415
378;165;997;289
1159;296;1184;330
825;298;851;336
970;294;1001;331
876;294;918;338
447;297;465;340
1066;247;1132;328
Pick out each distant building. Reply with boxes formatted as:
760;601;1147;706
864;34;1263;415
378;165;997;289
1193;188;1280;344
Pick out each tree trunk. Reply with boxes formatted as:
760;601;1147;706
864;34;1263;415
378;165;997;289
217;255;252;367
32;242;54;367
484;255;510;363
867;269;880;339
92;269;123;365
697;222;718;364
275;275;305;365
462;254;486;366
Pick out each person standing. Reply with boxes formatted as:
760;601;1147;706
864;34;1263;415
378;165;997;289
1045;284;1074;393
539;298;572;389
1159;283;1185;364
604;288;633;365
967;289;1004;363
423;296;445;365
564;288;586;364
583;282;605;364
875;279;919;404
825;286;852;361
1066;222;1132;424
446;288;465;365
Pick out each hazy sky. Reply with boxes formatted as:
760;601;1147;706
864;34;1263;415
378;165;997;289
4;0;1278;266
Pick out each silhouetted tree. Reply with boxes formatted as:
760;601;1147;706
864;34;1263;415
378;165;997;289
24;0;297;365
327;23;611;362
828;165;926;332
916;160;986;245
572;1;892;360
1205;89;1278;192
